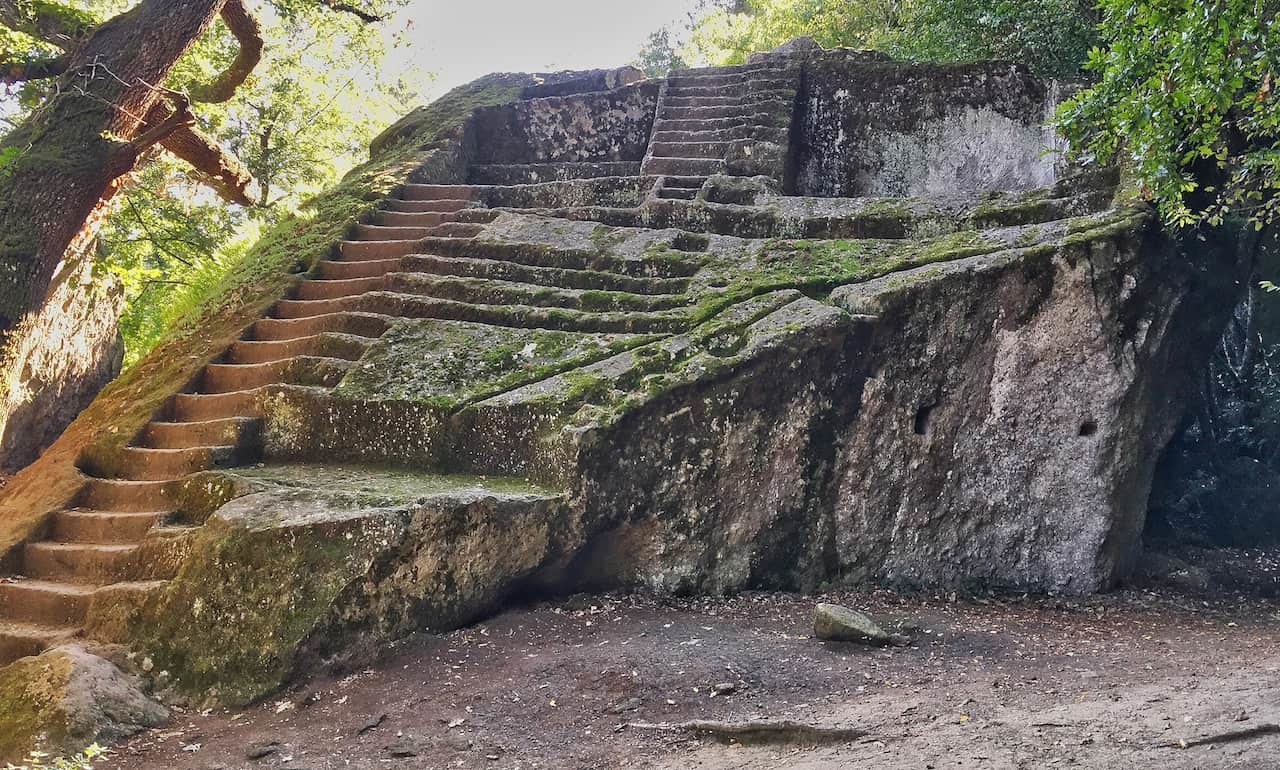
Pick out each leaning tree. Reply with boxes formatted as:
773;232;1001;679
0;0;385;473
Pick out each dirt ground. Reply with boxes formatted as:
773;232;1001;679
100;561;1280;770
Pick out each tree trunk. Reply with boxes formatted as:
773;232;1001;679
0;0;228;473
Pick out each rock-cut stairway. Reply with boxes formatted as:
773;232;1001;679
0;179;705;666
0;187;483;666
643;60;799;201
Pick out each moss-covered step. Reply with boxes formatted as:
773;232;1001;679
334;319;653;408
122;464;568;706
398;254;691;294
252;321;657;468
446;290;833;479
271;291;694;334
381;272;689;312
530;171;1118;240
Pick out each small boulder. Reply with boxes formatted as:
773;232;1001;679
0;645;168;763
813;603;895;646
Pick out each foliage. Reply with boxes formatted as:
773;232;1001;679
893;0;1098;77
1056;0;1280;228
667;0;1097;76
49;0;425;363
4;744;107;770
683;0;905;66
632;27;688;77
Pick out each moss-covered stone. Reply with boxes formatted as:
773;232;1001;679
0;63;536;561
128;469;565;705
334;319;650;408
0;647;166;763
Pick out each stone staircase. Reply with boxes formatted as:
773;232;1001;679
0;186;484;666
0;180;716;666
644;59;800;201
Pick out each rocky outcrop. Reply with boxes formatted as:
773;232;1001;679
0;40;1246;735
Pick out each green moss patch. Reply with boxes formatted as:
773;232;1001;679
334;319;653;409
0;652;72;761
231;463;554;502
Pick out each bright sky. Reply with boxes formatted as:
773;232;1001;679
384;0;704;100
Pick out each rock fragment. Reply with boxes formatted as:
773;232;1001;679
813;603;895;646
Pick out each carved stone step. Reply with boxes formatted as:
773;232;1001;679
112;445;244;481
648;141;732;159
660;176;708;189
376;210;451;227
656;187;699;201
23;542;142;582
201;358;353;391
293;276;386;300
315;258;403;280
382;198;473;214
468;162;641;185
168;390;261;422
78;479;173;513
264;291;688;334
665;78;792;97
50;510;168;544
0;580;94;626
0;620;77;666
658;105;788;123
142;416;259;448
400;184;480;201
663;92;791;109
23;529;193;583
650;126;788;145
670;62;787;79
399;254;690;295
250;312;394;342
227;334;371;364
384;273;687;312
641;157;726;176
353;224;437;241
653;116;767;133
338;239;421;262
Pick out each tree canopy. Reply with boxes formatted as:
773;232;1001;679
658;0;1098;77
1057;0;1280;229
0;0;421;363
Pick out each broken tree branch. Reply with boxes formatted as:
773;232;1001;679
627;720;871;745
143;102;260;206
104;92;195;182
190;0;263;104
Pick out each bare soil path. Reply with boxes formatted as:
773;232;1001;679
101;582;1280;769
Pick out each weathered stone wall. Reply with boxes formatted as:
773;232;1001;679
795;55;1069;197
568;223;1245;594
466;82;660;165
824;227;1241;592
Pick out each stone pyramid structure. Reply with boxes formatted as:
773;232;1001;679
0;41;1242;753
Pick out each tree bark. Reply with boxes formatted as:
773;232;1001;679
0;0;229;471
